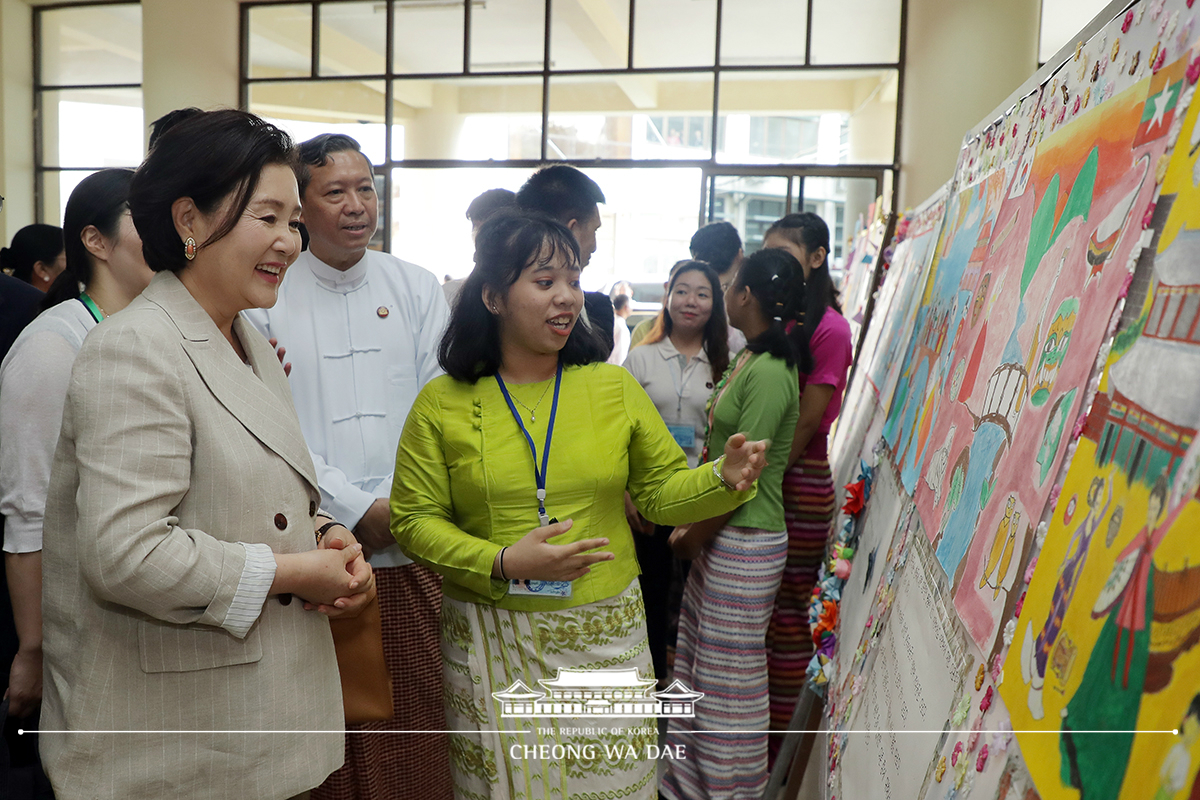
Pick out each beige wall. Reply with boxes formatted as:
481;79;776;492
141;0;239;141
898;0;1039;209
0;0;33;245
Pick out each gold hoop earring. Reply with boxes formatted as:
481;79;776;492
184;237;197;261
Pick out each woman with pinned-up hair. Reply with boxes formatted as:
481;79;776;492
38;110;374;800
761;212;853;763
662;247;805;800
1;223;65;290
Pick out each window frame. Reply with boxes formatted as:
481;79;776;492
240;0;907;252
33;0;144;225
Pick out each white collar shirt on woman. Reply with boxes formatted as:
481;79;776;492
243;248;449;567
0;299;96;554
622;336;714;468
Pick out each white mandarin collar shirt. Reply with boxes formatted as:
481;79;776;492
245;249;449;567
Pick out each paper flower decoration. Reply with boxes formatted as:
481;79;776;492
841;479;866;516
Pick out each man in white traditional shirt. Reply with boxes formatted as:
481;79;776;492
244;134;451;800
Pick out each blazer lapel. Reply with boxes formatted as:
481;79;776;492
145;273;319;491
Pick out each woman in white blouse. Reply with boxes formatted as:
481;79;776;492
0;169;152;719
622;259;729;682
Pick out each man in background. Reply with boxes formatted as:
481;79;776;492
609;293;632;365
444;188;517;305
516;165;615;358
245;133;451;800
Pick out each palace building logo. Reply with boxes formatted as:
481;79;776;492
492;667;704;719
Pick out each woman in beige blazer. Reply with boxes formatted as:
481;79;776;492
39;110;374;800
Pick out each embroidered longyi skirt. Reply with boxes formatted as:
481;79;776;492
441;580;657;800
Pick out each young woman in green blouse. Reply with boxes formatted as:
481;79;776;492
662;247;809;800
390;209;769;800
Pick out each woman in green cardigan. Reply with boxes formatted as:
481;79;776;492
390;209;768;800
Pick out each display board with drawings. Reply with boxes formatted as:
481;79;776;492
823;0;1200;798
834;527;967;800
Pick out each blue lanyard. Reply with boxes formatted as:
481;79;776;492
495;362;563;526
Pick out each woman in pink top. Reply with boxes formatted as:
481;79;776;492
761;213;853;761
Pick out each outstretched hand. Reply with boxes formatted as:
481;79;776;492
721;433;769;490
499;519;614;582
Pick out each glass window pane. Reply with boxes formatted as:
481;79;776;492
548;74;713;159
633;0;716;68
248;81;391;165
709;175;790;252
39;4;141;87
248;3;312;80
470;0;545;72
391;167;532;277
391;77;543;160
716;70;896;164
805;175;878;273
393;0;464;75
720;0;806;66
319;2;387;77
40;88;144;168
551;0;629;70
391;166;701;285
809;0;900;64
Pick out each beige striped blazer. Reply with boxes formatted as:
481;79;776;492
40;271;343;799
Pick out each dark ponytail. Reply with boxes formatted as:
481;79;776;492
737;248;811;371
43;169;135;311
1;223;63;285
765;212;842;362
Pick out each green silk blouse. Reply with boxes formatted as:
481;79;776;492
390;362;756;611
707;350;799;532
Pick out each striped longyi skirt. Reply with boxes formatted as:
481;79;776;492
767;439;835;754
660;525;788;800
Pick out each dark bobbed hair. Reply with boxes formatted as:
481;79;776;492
130;110;297;273
516;165;606;225
296;133;371;198
439;209;609;382
148;107;203;150
689;221;742;275
765;212;843;360
466;188;517;224
737;248;811;372
641;260;730;383
1;224;64;284
42;169;134;311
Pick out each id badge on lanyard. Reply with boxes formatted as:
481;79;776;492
495;363;572;599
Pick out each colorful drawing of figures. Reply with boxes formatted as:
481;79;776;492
925;425;957;504
1037;388;1079;486
944;48;1174;655
1018;475;1112;720
1154;696;1200;800
1029;298;1080;408
1058;475;1190;800
978;494;1025;601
